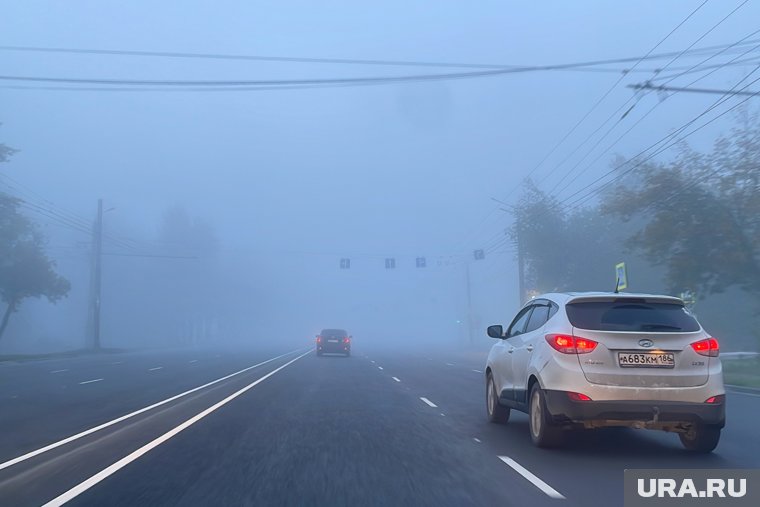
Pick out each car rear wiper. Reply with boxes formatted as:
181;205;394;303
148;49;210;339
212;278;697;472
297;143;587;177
640;324;682;331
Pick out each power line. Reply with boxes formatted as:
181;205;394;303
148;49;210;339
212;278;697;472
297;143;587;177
552;39;760;200
543;1;753;200
563;70;760;211
4;39;760;70
505;0;712;201
629;82;760;96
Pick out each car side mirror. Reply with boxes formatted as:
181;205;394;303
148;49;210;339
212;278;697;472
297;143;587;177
487;325;504;339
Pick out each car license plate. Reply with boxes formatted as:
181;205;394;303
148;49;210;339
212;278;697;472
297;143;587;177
618;352;675;368
328;339;339;343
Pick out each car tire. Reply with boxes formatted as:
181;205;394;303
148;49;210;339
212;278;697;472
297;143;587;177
345;351;351;357
486;373;510;424
679;425;721;453
316;349;323;357
528;383;564;448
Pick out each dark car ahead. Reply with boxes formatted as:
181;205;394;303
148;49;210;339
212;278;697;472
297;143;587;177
316;328;351;356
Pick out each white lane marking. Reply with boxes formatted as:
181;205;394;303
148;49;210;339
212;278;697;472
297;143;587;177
148;367;163;371
730;390;760;398
0;347;306;472
50;369;69;374
392;376;401;382
188;360;198;364
420;397;437;408
110;362;124;365
78;379;103;385
472;369;483;373
42;350;310;507
378;366;383;371
445;362;455;366
498;456;566;499
440;413;445;416
473;438;481;443
370;360;375;364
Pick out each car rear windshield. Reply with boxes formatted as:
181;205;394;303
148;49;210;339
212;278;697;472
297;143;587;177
321;329;347;336
565;300;700;332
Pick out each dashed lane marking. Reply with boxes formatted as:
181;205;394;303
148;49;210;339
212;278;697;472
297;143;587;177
498;456;566;499
420;397;437;408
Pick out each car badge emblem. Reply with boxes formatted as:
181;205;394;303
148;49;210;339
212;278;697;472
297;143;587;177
639;339;654;348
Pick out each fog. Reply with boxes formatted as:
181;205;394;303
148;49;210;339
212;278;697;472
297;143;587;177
2;1;760;355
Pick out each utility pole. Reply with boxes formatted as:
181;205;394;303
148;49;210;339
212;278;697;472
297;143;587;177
92;198;103;350
516;226;525;305
465;262;474;346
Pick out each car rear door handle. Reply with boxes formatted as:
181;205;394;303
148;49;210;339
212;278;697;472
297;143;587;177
526;346;534;352
508;347;515;353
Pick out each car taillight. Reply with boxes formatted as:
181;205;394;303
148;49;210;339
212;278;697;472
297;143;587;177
691;337;719;357
704;395;724;404
567;392;592;401
316;336;322;344
545;334;598;354
343;337;350;343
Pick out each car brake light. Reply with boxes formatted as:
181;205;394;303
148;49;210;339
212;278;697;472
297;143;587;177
704;395;724;404
567;392;592;401
316;336;322;344
545;334;598;354
343;337;350;343
690;338;719;357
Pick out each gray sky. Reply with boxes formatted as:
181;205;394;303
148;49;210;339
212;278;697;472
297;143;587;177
2;1;759;348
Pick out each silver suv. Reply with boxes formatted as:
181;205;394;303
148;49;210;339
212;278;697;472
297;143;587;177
485;292;725;452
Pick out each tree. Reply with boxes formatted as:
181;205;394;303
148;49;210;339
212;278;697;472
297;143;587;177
0;193;71;341
0;124;18;164
510;181;569;293
603;112;760;299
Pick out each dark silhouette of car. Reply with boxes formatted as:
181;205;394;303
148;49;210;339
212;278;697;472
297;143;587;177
316;329;351;356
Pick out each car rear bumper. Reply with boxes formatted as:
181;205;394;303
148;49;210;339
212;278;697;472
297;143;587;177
543;389;725;428
317;344;350;353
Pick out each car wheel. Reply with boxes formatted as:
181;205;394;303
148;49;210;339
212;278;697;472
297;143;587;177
679;425;721;453
528;383;563;448
486;373;510;424
316;349;323;356
345;351;351;357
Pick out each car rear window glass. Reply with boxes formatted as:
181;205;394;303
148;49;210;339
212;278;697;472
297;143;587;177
565;301;700;332
321;329;347;336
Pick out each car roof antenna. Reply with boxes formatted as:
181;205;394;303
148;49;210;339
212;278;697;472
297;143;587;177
614;276;621;294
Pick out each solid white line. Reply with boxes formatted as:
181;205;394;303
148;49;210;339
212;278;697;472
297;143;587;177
498;456;566;499
0;347;305;472
42;350;310;507
148;367;163;371
78;379;103;385
730;390;760;398
392;376;401;382
420;397;437;408
472;369;483;373
50;369;69;374
378;366;383;370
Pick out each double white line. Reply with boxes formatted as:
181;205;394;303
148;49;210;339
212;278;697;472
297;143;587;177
0;348;306;473
43;350;311;506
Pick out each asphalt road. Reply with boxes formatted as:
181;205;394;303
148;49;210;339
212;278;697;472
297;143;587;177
0;345;758;506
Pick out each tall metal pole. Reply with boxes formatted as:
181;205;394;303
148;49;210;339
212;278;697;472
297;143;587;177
93;198;103;350
466;261;474;345
516;226;525;305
